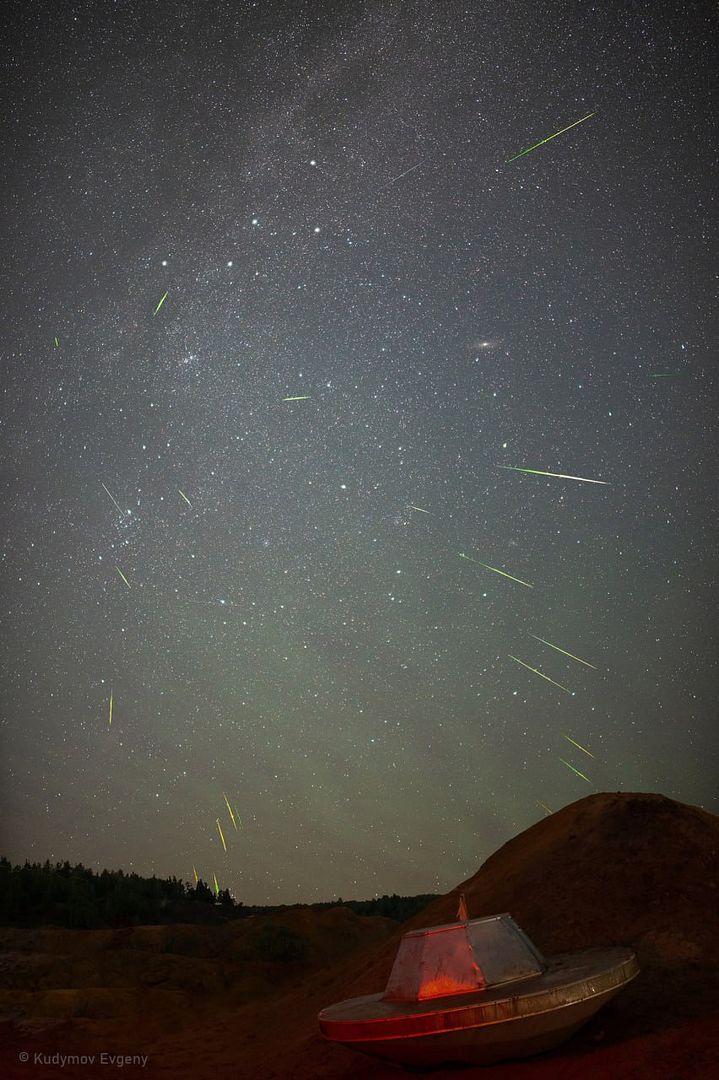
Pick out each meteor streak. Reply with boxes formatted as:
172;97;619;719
387;159;426;184
507;112;595;162
408;505;430;514
498;465;608;484
223;793;238;831
562;733;595;758
101;482;125;515
115;566;131;589
216;819;227;852
213;873;220;897
282;395;310;401
459;553;533;588
108;690;113;727
153;291;169;317
537;801;554;815
559;757;592;784
192;865;199;885
178;489;192;507
530;634;597;669
508;655;573;694
54;337;60;348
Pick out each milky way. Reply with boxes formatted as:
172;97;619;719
1;1;716;903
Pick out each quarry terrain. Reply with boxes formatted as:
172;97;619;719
2;792;718;1079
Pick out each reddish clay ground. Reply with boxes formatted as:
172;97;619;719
2;792;718;1079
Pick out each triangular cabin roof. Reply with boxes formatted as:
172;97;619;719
382;913;546;1002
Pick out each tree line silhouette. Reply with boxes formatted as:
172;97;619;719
0;857;437;929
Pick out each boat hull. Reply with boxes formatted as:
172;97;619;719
319;948;638;1068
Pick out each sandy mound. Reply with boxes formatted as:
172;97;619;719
345;791;719;998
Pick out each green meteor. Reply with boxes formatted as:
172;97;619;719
559;757;592;784
498;465;608;485
562;733;594;758
508;655;573;694
459;552;533;588
507;112;595;162
223;793;238;831
530;634;596;669
153;291;169;317
216;818;227;852
115;566;131;589
54;336;60;348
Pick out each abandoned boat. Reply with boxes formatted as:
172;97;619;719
318;911;638;1068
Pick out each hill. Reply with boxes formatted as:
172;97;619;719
346;790;719;996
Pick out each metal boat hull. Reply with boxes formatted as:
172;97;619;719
319;948;638;1068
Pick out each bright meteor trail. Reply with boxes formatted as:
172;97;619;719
559;757;592;784
216;818;227;852
153;291;169;317
562;734;595;758
498;465;608;484
507;112;595;162
508;655;573;694
530;634;597;669
115;567;131;589
282;395;310;401
223;793;238;831
459;553;533;588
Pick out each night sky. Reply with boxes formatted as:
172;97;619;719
1;1;716;905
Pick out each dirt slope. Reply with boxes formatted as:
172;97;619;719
345;791;719;998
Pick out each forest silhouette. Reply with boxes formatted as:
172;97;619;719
0;857;436;931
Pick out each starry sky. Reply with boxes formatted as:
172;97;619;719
1;0;716;905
